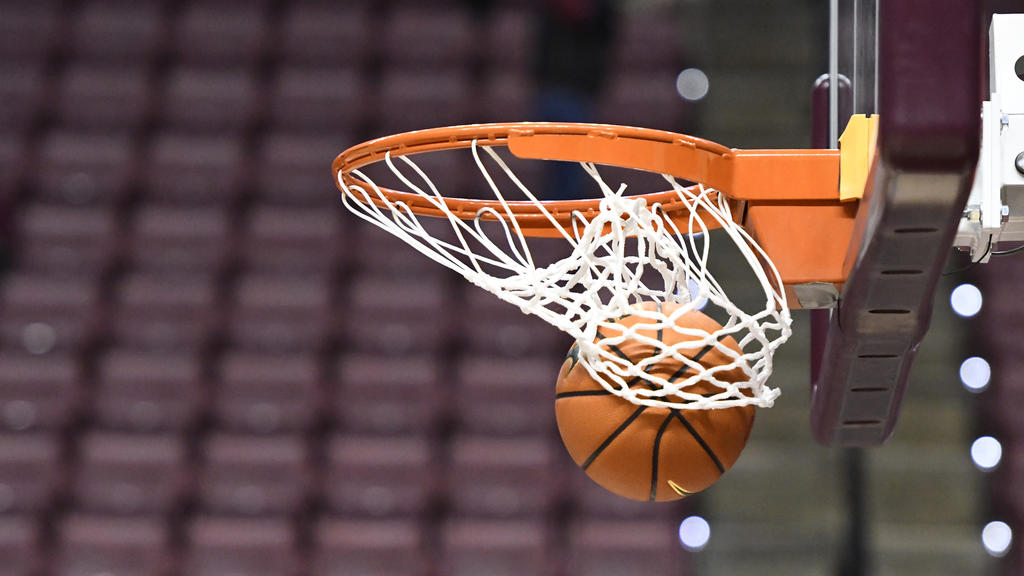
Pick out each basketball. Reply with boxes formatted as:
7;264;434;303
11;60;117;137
555;302;755;502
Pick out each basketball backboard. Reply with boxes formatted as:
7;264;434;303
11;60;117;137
810;0;982;445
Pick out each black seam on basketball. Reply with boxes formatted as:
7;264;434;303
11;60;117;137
628;374;658;391
581;405;647;471
605;342;632;363
556;390;613;399
673;410;726;474
666;343;716;382
649;412;675;501
656;300;663;342
596;328;660;392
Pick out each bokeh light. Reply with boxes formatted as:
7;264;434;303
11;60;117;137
950;283;983;317
959;357;991;393
970;436;1002;471
676;68;710;102
982;521;1013;557
678;516;711;551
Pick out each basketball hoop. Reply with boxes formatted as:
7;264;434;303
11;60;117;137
333;122;868;410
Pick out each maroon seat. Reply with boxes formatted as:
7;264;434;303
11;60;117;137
173;3;269;67
0;516;41;576
95;349;205;431
269;67;366;133
447;436;557;518
342;274;450;355
110;272;220;352
214;351;322;433
484;7;536;70
376;70;475;135
459;288;568;357
241;204;343;274
479;71;535;123
73;431;188;515
0;433;62;514
598;74;686;131
34;132;135;205
161;68;259;135
334;353;443;435
0;135;26;196
323;435;435;517
382;5;476;68
280;3;372;66
55;66;151;132
454;355;559;435
185;516;300;576
0;354;79;431
54;515;170;576
611;12;683;74
227;274;332;352
441;519;551;576
0;1;60;63
0;274;102;355
197;433;311;516
145;134;246;205
15;203;120;275
566;520;685;576
71;0;165;64
256;133;349;205
0;66;44;134
128;205;232;273
312;519;425;576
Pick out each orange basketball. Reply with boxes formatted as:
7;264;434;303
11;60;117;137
555;302;755;502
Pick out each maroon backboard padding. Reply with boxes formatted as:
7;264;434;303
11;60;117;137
811;0;982;446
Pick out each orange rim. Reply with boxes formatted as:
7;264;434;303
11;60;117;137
332;122;840;238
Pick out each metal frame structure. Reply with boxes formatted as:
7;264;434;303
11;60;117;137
811;0;982;446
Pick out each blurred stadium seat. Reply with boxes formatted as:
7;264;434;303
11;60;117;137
0;354;80;431
323;434;436;518
54;514;171;576
95;348;205;431
312;518;426;576
184;516;300;576
72;431;189;515
215;351;323;433
441;518;552;576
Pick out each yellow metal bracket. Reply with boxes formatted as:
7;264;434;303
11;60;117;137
838;114;879;202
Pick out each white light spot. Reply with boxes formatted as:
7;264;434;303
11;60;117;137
950;283;983;317
982;521;1013;557
676;68;710;102
971;436;1002;471
687;278;708;311
959;357;991;392
678;515;710;551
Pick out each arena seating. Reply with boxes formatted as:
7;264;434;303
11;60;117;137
0;1;692;574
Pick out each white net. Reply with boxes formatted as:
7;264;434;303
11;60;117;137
338;141;793;410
